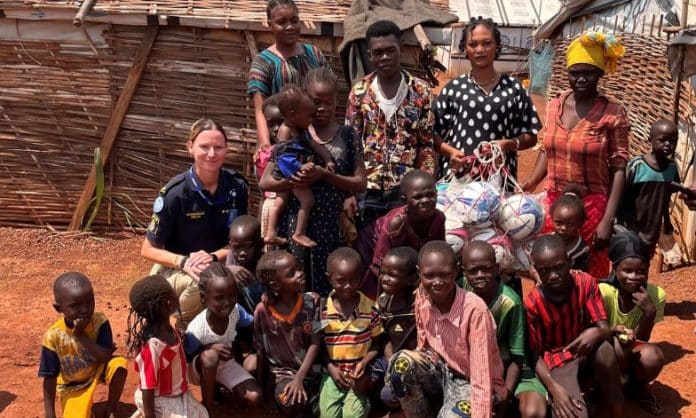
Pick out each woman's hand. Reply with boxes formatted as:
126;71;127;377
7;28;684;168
183;250;212;280
593;219;613;249
290;163;324;186
253;143;272;165
449;150;467;172
343;196;359;221
519;180;535;193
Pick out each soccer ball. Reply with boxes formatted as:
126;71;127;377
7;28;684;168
453;181;501;229
512;240;533;271
497;194;545;241
489;233;516;273
469;227;498;243
446;228;469;253
470;228;515;272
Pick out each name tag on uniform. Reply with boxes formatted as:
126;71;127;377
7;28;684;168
186;211;205;220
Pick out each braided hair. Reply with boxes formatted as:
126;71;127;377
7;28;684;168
306;66;338;91
266;0;297;19
126;275;176;357
256;250;293;305
198;262;235;302
460;16;502;59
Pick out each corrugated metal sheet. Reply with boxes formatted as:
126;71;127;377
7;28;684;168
448;0;561;26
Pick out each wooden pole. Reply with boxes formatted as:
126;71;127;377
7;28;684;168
73;0;98;27
673;44;685;124
68;25;159;231
682;0;690;28
413;24;432;52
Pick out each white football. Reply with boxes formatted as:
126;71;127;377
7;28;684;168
497;194;545;241
453;181;501;229
446;234;467;253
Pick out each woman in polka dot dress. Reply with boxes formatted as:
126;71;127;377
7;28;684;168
433;17;541;180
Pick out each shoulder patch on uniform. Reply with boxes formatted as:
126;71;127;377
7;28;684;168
153;196;165;213
148;214;160;235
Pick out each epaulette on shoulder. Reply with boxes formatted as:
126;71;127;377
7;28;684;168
159;172;187;195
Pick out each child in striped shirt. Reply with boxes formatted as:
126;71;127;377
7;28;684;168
318;247;383;418
127;275;208;418
385;241;505;418
527;234;624;418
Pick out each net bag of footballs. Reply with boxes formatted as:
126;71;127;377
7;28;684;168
436;141;506;232
437;141;545;273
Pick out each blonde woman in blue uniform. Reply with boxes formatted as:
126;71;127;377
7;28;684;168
141;118;249;327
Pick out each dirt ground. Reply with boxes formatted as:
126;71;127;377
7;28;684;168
1;97;695;416
0;196;695;417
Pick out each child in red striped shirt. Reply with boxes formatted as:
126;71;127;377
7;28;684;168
527;234;624;418
127;275;208;418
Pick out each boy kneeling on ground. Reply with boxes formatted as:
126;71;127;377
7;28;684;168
526;234;624;418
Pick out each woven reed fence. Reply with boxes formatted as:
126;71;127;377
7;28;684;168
0;34;113;229
0;22;431;230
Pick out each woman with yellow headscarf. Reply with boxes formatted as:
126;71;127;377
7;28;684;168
523;30;629;277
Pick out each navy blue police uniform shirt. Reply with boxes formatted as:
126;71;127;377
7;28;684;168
146;166;248;256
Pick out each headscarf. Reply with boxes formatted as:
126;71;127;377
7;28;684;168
566;30;626;74
608;230;648;266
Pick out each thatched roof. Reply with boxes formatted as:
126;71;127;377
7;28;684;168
3;1;451;28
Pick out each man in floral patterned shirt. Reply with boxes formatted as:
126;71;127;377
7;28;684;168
345;19;435;227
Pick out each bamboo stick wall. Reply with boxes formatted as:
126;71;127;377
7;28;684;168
0;36;112;229
0;22;430;230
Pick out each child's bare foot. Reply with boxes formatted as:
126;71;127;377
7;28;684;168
292;234;317;247
264;234;288;246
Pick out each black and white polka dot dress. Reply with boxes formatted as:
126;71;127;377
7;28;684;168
433;74;541;179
